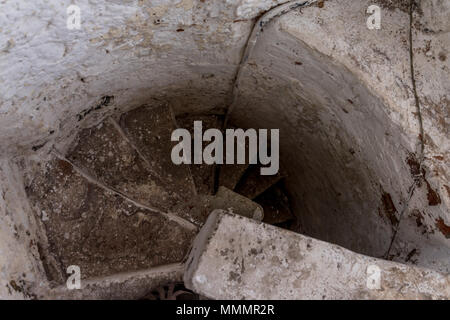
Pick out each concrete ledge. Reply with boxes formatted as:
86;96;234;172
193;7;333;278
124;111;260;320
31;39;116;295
40;263;184;300
184;210;450;300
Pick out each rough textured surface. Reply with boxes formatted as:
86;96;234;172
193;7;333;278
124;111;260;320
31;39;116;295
234;164;284;199
218;132;255;191
185;211;450;300
227;0;449;270
67;118;181;214
40;263;184;300
393;0;450;272
219;163;250;191
0;160;46;299
255;184;295;225
26;158;195;282
120;104;200;223
120;104;197;206
176;113;222;195
209;187;263;221
0;0;448;299
389;175;450;273
0;0;257;157
174;187;264;225
229;2;411;258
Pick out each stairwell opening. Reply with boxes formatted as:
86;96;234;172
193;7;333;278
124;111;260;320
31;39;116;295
1;0;448;299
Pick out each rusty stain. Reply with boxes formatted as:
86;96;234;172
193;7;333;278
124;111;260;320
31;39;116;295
418;133;423;144
411;209;424;228
406;153;420;176
425;179;441;206
57;159;73;175
435;217;450;239
9;280;22;293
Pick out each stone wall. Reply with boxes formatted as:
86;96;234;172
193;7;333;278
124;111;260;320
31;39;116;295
0;0;448;298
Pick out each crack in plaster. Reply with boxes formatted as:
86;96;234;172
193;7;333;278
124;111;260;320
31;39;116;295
51;149;199;232
385;0;428;258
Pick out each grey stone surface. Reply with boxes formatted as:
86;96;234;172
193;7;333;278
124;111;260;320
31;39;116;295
40;263;184;300
219;163;251;191
0;159;46;299
176;114;222;195
120;105;197;206
234;164;285;199
255;184;295;225
26;158;195;282
174;186;264;225
210;187;263;221
0;0;257;157
0;0;448;299
225;0;449;269
185;210;450;300
67;118;181;215
389;177;450;274
218;124;255;191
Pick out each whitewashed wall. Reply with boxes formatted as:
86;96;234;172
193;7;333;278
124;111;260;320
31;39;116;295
0;0;448;299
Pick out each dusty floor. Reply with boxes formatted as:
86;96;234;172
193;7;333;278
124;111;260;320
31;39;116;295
25;105;293;285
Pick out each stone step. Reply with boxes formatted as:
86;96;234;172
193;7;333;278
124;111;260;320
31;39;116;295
66;118;183;215
210;186;263;221
173;186;263;226
218;125;276;191
218;163;250;191
40;263;184;300
184;210;450;300
175;113;222;195
255;183;295;225
26;158;196;283
119;104;197;205
234;164;285;199
217;125;254;190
